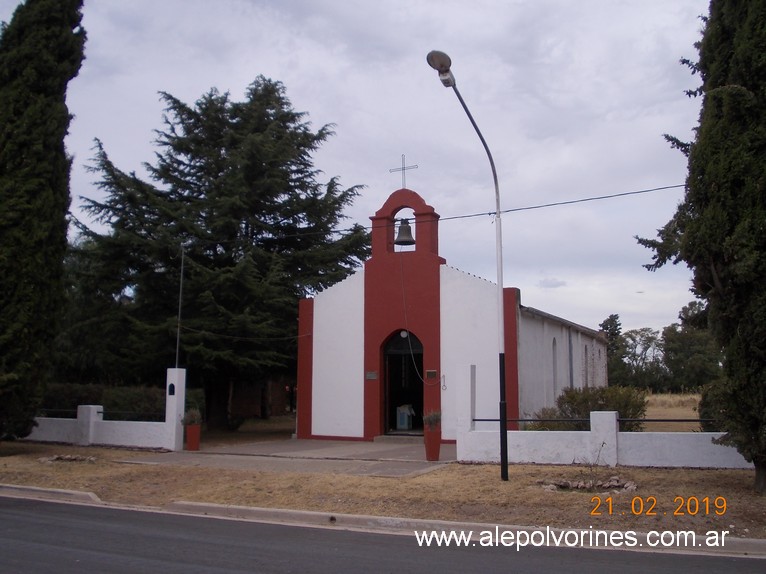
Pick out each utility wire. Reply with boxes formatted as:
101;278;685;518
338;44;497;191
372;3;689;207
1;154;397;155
438;184;685;223
158;183;686;248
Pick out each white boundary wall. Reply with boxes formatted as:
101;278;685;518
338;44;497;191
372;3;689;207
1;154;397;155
25;368;186;451
457;373;750;469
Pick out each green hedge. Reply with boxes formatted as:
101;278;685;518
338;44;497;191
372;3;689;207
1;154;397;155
526;386;648;431
40;383;204;422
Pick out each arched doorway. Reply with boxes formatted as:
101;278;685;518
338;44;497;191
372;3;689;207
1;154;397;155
384;330;424;434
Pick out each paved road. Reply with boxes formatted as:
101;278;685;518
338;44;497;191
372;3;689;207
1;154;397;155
1;497;763;573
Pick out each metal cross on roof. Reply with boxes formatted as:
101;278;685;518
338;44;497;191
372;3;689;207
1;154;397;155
389;154;418;189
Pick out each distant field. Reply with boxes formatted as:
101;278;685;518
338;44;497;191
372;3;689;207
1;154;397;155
643;393;700;432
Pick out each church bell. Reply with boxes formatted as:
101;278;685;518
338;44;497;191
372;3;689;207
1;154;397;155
394;219;416;246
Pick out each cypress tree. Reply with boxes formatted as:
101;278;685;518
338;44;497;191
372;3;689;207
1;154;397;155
0;0;85;437
638;0;766;493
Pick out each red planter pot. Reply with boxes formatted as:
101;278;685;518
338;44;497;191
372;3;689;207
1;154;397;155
185;424;201;451
424;427;441;461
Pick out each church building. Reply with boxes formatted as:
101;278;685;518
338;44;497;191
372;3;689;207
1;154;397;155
296;188;606;445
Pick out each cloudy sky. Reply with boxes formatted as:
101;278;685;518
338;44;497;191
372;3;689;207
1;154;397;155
2;0;709;332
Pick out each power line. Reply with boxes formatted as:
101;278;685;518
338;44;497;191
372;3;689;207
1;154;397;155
222;183;685;243
505;184;685;214
86;182;685;247
439;184;685;223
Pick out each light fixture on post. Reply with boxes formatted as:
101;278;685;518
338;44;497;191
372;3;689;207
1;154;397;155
426;50;509;481
394;218;416;246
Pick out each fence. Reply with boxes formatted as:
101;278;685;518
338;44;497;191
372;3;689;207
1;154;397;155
457;410;751;469
24;369;187;452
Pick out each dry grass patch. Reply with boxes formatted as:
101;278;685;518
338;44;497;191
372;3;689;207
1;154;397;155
2;440;764;539
644;393;701;432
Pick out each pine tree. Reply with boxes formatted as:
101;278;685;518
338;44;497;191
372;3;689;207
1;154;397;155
638;0;766;493
73;77;369;428
599;314;630;387
0;0;85;438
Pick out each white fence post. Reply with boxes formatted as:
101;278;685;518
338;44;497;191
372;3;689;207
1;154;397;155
166;368;186;451
76;405;102;446
589;411;618;466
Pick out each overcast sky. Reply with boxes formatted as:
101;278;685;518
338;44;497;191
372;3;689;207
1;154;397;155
2;0;709;332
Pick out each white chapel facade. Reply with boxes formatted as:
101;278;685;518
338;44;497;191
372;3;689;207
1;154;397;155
296;188;606;444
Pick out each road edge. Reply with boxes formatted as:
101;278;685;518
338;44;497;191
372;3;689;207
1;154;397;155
2;484;764;559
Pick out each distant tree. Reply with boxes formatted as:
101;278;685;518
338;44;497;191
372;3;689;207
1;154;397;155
0;0;85;438
72;78;369;428
622;328;668;391
637;0;766;493
662;302;724;393
599;314;629;386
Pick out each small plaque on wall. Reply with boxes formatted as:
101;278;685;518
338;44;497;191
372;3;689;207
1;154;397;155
365;371;378;380
426;370;438;379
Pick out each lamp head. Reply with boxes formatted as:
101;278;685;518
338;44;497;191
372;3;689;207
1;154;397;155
426;50;456;87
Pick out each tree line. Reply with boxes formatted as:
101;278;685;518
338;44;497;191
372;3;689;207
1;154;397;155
599;303;724;393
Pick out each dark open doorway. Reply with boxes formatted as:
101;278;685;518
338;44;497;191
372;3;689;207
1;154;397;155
384;330;424;434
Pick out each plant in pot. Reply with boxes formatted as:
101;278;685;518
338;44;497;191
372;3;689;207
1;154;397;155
182;408;202;451
423;410;441;462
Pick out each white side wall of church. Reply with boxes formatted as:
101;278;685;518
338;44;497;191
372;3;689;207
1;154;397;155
440;266;499;440
517;312;607;419
311;271;365;438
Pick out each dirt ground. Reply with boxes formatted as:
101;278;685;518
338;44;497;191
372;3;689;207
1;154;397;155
1;398;765;539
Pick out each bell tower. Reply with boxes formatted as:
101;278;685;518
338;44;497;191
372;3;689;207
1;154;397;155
363;189;446;438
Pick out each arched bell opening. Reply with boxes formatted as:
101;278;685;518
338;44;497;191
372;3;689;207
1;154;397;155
393;207;416;252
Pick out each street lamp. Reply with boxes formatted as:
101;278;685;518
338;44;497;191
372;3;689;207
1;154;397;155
175;245;185;369
426;50;509;481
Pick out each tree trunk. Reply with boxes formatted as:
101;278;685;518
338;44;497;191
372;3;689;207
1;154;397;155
260;381;271;420
227;380;235;425
204;380;230;431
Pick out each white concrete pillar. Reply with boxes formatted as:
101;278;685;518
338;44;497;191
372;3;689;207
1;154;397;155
590;411;618;466
456;365;477;461
76;405;102;446
166;368;187;451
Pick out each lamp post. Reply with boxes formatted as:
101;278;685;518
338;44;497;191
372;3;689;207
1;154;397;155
426;50;509;481
175;245;185;369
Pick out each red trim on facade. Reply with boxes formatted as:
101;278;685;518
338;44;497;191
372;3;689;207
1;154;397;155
296;298;314;439
504;287;521;430
363;189;446;439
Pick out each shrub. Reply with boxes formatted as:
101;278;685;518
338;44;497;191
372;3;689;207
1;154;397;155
41;383;206;422
529;386;648;431
39;383;103;417
524;407;579;431
102;386;165;421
